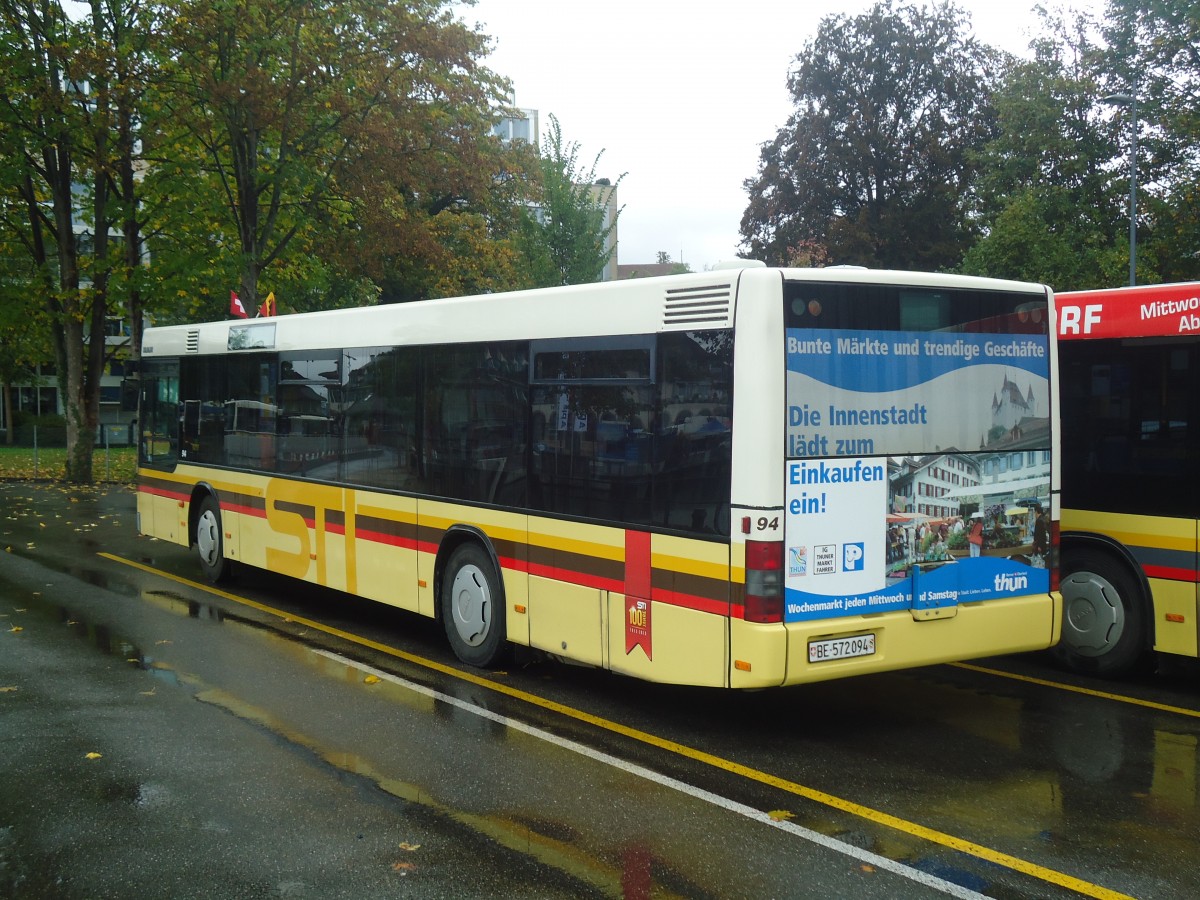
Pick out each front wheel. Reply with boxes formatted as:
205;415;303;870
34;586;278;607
1053;550;1147;677
441;543;507;667
194;495;232;584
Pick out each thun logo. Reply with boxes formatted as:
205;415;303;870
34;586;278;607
993;572;1028;592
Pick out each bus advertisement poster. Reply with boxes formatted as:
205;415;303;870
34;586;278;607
784;453;1051;622
783;328;1052;623
784;457;908;621
784;329;1049;457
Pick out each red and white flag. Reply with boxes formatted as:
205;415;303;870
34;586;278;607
230;290;248;318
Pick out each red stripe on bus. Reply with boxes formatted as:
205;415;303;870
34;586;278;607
159;496;733;615
224;502;265;518
138;483;188;502
355;528;419;551
1142;564;1200;583
624;530;652;598
651;588;731;617
525;560;624;593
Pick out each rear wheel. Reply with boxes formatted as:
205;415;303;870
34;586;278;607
1054;550;1147;676
441;543;507;667
194;496;232;584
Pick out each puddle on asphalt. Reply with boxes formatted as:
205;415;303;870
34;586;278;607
4;577;640;896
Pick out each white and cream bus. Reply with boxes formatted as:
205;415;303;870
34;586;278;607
137;266;1061;687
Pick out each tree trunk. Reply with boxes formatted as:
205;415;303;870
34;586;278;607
61;315;95;484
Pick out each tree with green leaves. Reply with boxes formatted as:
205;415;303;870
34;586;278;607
514;114;623;287
740;0;1000;270
960;7;1130;287
0;0;143;481
1101;0;1200;284
0;247;54;443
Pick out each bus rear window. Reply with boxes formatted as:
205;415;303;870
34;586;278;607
784;282;1048;335
783;280;1051;459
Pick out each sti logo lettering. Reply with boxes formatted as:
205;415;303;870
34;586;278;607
843;542;865;572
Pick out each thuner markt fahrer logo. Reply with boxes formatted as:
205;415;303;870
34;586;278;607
625;599;652;660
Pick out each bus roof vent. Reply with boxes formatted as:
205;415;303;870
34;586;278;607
186;330;200;353
662;282;733;329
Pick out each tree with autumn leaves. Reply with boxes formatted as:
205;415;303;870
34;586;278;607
153;0;536;312
0;0;570;481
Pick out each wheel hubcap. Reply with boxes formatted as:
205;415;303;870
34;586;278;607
197;510;220;567
1061;571;1123;657
450;564;490;647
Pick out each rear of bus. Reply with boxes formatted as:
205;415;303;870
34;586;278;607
727;268;1061;687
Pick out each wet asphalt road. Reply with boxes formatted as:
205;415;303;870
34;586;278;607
2;482;1199;899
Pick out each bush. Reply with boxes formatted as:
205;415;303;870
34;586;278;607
10;414;67;447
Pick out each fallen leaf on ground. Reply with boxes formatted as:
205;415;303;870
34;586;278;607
85;752;103;760
9;626;23;633
398;842;421;851
767;809;795;821
391;862;416;873
0;686;17;693
363;674;381;684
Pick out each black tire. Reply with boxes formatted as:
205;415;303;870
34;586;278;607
194;495;232;584
441;543;507;667
1053;550;1147;677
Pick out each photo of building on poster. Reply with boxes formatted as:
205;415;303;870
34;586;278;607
783;327;1052;623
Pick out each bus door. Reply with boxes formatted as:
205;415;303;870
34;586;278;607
1061;335;1200;654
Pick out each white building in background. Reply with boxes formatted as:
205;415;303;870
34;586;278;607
588;179;619;282
492;101;619;282
492;105;539;147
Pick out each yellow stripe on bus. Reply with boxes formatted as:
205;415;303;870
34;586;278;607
652;551;729;582
1063;508;1198;553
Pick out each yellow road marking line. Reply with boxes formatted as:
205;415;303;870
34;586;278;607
100;552;1133;900
951;661;1200;719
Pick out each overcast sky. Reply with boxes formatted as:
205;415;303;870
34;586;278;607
461;0;1105;272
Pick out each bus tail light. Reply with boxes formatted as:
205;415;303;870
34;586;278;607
744;540;784;623
1049;518;1060;592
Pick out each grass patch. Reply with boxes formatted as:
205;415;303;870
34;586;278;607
0;445;137;482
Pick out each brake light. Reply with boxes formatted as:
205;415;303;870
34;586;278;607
1049;519;1060;592
744;540;783;623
